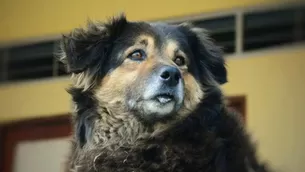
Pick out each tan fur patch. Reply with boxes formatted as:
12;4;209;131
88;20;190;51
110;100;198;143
179;73;204;116
136;35;155;52
124;35;156;58
71;71;97;91
96;67;138;106
165;40;179;58
163;40;189;70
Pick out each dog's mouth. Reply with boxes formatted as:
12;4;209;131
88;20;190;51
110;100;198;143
139;81;184;118
154;93;175;104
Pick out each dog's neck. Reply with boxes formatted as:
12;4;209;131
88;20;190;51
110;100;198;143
92;106;151;147
67;88;268;172
67;89;231;172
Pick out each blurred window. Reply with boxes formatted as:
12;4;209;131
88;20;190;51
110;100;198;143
192;16;236;54
0;4;304;83
243;7;302;51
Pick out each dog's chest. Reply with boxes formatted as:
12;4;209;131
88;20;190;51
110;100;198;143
92;141;221;172
141;143;216;171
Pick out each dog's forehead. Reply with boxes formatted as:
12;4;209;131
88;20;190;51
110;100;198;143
123;21;189;48
150;23;185;38
151;23;188;45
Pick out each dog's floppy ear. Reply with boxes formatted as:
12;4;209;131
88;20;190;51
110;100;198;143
58;14;128;74
193;27;227;84
180;23;227;85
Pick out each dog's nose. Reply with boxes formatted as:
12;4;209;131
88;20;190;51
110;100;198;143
159;66;181;86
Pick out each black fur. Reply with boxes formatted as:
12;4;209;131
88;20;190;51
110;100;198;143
174;24;227;85
61;15;128;76
59;15;271;172
67;88;98;147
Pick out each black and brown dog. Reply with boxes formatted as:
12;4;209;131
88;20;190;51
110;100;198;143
58;14;270;172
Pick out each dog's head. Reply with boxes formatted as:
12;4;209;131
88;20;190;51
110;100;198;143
59;14;227;146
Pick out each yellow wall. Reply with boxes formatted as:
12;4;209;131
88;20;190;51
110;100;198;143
0;0;300;43
0;0;305;171
0;78;71;122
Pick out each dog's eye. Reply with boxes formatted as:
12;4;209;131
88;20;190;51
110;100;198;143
174;56;186;66
128;50;146;61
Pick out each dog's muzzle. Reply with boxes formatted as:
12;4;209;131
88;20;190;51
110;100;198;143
153;65;182;103
140;65;184;118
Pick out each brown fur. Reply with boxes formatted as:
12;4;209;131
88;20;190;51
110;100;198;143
58;14;271;172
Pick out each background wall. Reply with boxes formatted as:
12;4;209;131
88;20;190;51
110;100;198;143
0;0;299;43
0;0;304;171
223;47;305;172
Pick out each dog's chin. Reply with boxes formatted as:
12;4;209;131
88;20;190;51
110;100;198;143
127;94;183;121
127;81;184;121
143;100;176;117
138;93;183;120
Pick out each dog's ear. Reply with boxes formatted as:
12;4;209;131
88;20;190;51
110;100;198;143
192;27;227;84
57;14;128;74
180;23;227;85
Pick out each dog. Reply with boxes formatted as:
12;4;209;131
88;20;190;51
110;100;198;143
58;14;270;172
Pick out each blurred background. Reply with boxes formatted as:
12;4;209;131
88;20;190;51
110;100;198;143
0;0;305;172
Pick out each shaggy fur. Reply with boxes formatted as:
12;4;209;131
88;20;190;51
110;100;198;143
58;14;270;172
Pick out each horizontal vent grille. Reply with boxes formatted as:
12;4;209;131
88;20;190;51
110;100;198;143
3;41;68;82
302;7;305;40
192;16;236;54
0;50;5;82
243;7;304;51
8;42;54;81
